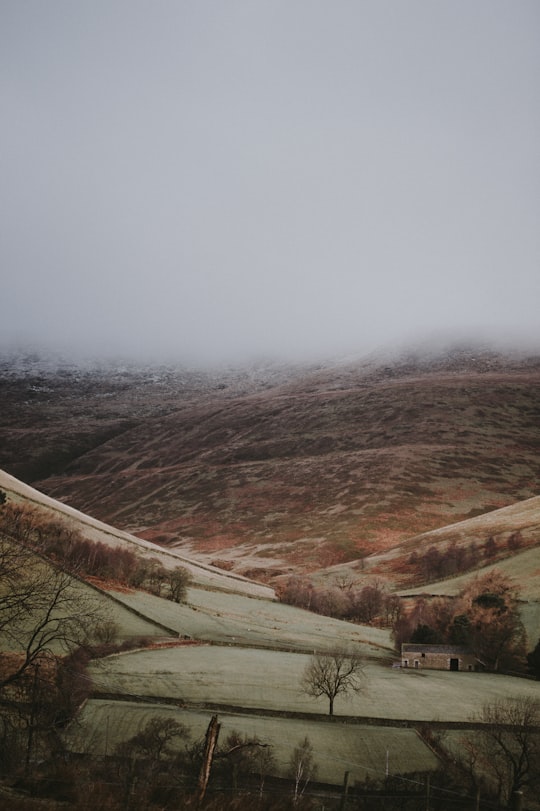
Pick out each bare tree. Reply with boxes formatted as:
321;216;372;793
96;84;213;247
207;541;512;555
114;716;190;810
145;560;169;596
92;619;120;644
167;565;191;603
460;697;540;806
215;730;272;792
253;742;276;798
527;638;540;680
0;538;102;692
0;539;105;776
334;573;356;592
354;583;384;624
289;735;317;805
301;648;365;716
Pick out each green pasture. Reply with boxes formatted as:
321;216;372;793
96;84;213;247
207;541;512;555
90;589;171;640
107;585;393;655
0;570;166;653
398;546;540;601
66;699;439;786
396;546;540;647
89;645;540;721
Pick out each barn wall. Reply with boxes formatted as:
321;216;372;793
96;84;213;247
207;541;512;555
401;650;477;671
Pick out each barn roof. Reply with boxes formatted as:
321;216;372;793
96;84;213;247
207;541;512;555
401;644;474;655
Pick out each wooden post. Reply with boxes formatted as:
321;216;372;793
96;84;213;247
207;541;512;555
196;714;221;806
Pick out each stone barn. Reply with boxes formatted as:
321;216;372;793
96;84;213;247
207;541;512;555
401;644;478;672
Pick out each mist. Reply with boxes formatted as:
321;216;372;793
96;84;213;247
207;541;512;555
1;2;539;365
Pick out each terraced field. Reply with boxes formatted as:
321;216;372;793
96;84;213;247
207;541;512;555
107;585;392;654
67;700;439;786
3;465;539;792
89;646;540;722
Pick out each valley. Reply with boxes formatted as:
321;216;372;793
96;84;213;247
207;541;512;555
1;345;539;579
1;342;539;809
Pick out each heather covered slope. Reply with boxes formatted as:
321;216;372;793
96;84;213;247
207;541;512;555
1;344;539;576
357;495;540;586
0;469;273;599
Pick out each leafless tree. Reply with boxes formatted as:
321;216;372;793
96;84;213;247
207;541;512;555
0;538;102;692
289;735;317;805
301;648;365;716
114;716;190;810
0;537;105;775
167;565;191;603
460;697;540;805
214;730;273;792
92;619;120;644
334;573;356;592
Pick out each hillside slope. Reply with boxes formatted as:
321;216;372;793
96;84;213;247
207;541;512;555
0;469;273;599
310;493;539;590
1;344;539;576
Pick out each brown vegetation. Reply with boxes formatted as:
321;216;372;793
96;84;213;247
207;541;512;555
0;500;191;601
1;346;539;580
393;570;527;671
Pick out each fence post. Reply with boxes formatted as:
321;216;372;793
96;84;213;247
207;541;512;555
196;714;221;806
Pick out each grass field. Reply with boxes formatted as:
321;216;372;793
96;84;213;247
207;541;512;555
89;646;540;721
66;699;439;786
396;547;540;647
107;585;394;655
0;568;168;652
4;468;539;799
398;546;540;601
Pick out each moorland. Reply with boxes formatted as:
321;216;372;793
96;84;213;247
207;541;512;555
0;341;539;809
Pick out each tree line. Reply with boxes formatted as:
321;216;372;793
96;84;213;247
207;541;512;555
278;567;537;676
392;570;527;672
0;497;191;602
407;531;525;584
277;575;401;626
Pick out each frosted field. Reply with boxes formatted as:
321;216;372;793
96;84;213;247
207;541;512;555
66;699;439;785
108;586;393;655
0;576;165;653
91;590;170;639
398;546;540;601
90;645;540;721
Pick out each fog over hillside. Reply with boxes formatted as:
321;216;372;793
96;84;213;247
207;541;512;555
1;2;539;365
1;339;538;582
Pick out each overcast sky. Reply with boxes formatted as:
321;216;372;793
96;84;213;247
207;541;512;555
1;2;539;364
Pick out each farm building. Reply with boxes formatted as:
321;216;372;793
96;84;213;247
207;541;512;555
401;644;478;672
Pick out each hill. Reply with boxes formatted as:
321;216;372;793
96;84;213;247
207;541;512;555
2;470;540;804
354;494;540;586
0;469;273;599
1;342;539;580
